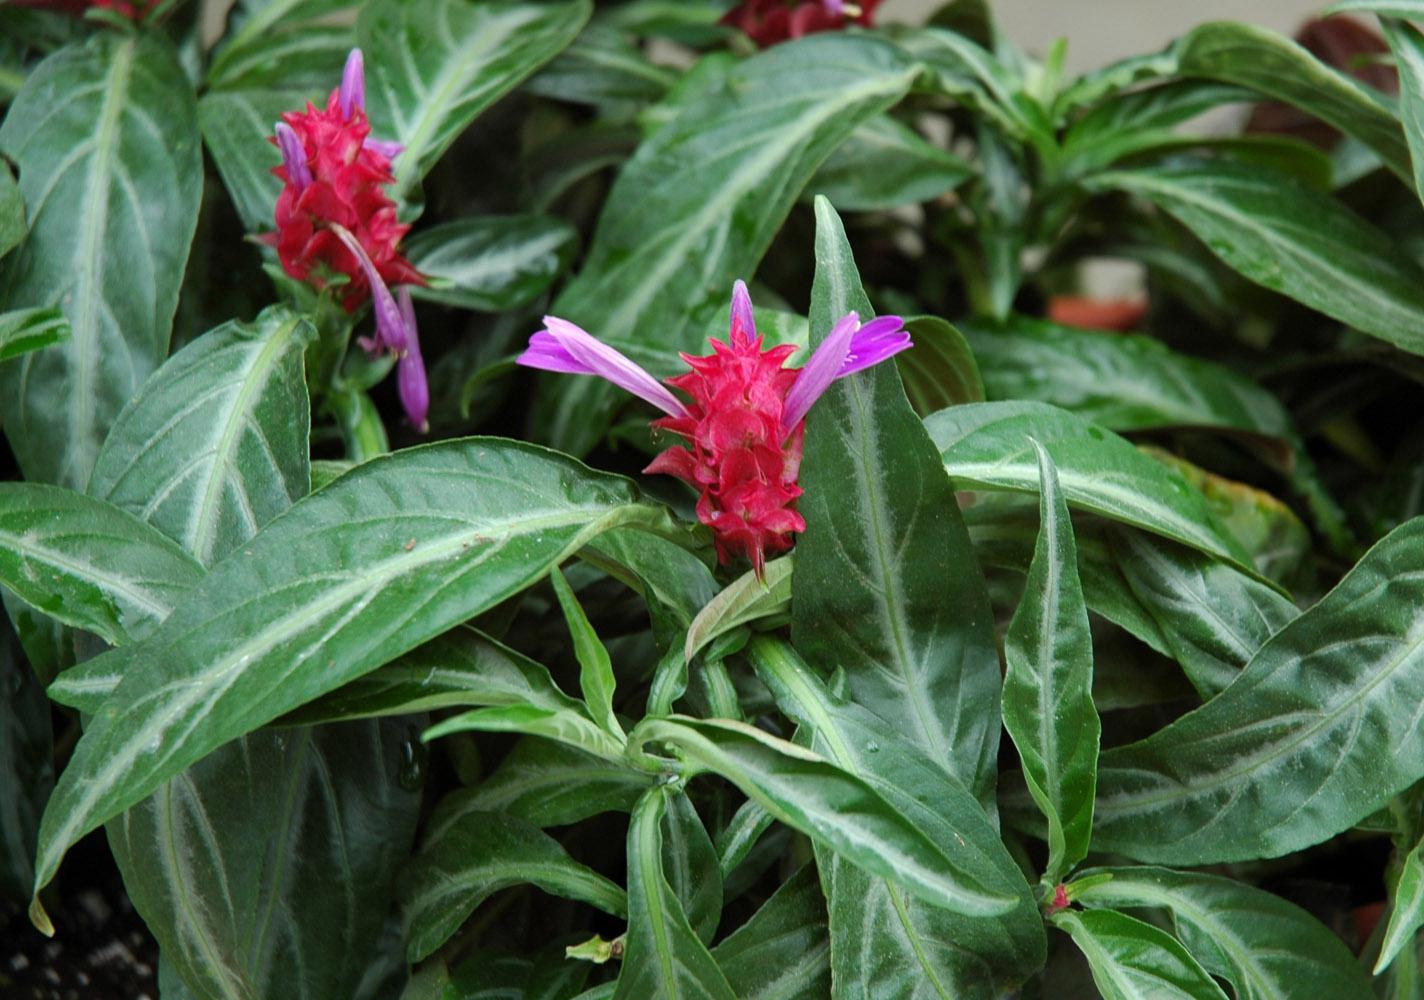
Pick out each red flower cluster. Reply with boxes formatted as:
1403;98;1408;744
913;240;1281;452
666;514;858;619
722;0;881;48
268;92;422;312
645;307;806;574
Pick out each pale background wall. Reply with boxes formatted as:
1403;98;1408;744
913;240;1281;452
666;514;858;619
880;0;1334;71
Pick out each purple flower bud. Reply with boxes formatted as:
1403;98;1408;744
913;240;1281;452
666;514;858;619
330;224;407;355
397;288;429;432
274;122;312;194
339;48;365;119
729;279;756;348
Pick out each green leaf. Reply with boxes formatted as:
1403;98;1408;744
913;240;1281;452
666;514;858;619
635;715;1023;919
1111;531;1298;700
747;636;1045;997
1172;20;1410;182
896;315;985;416
1084;160;1424;356
925;401;1255;572
425;702;623;761
1053;908;1229;1000
683;557;791;664
1326;0;1424;12
537;34;920;454
793;197;1002;805
709;865;830;1000
1094;517;1424;865
614;786;736;1000
580;525;717;645
713;800;773;881
404;214;577;313
198;86;313;233
31;439;668;912
402;809;626;963
1073;866;1376;998
809;114;972;212
88;307;315;568
360;0;592;204
660;788;722;945
425;737;650;832
0;160;23;261
0;484;202;647
0;619;52;903
207;0;356;91
0;33;202;489
523;21;676;107
1385;18;1424;210
550;567;622;739
112;721;420;1000
0;307;68;363
1382;835;1424;974
1003;443;1099;884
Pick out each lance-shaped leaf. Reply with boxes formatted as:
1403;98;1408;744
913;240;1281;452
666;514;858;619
809;114;972;212
537;34;920;454
1053;908;1229;1000
1379;833;1424;975
749;636;1045;998
1384;18;1424;210
1111;531;1298;699
207;0;357;91
0;618;53;903
198;88;300;233
110;720;421;1000
1093;516;1424;865
1173;20;1410;181
614;786;736;1000
360;0;592;204
0;484;202;647
925;401;1254;573
404;215;577;313
710;864;830;1000
0;307;68;364
1072;866;1375;998
30;439;670;921
0;160;24;261
1003;443;1099;884
684;557;791;664
402;809;626;963
0;32;201;490
550;568;621;739
88;307;315;568
794;197;1002;805
635;715;1022;920
523;21;676;108
1083;160;1424;357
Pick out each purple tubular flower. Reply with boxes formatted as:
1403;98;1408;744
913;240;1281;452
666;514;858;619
517;316;689;418
838;314;911;377
729;279;756;348
330;224;408;355
339;48;365;118
274;122;312;194
396;288;429;432
782;312;858;432
364;137;404;162
822;0;845;13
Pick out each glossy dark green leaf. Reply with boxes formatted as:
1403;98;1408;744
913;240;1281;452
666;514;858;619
31;440;670;916
1094;517;1424;864
713;800;773;881
1385;18;1424;210
580;526;717;644
748;637;1045;998
896;315;985;415
1073;866;1373;999
0;618;52;903
683;557;790;664
0;306;68;363
927;401;1253;571
524;22;676;107
404;215;577;313
894;28;1048;148
0;33;202;489
794;197;1002;804
113;720;420;1000
207;0;356;91
0;160;23;261
0;484;202;648
425;699;624;760
1084;160;1424;356
636;715;1024;920
661;788;721;945
710;865;830;1000
1053;908;1229;1000
360;0;592;203
402;809;626;963
1381;834;1424;974
88;307;315;568
613;786;736;1000
1172;20;1409;181
1111;531;1297;699
198;88;298;233
538;34;920;454
425;737;650;834
550;567;621;738
1003;444;1099;883
810;114;972;211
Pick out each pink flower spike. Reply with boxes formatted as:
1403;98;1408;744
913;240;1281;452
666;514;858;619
330;224;407;355
396;288;429;432
781;311;858;432
339;48;365;118
274;122;312;194
729;280;756;348
517;317;689;418
837;315;911;378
